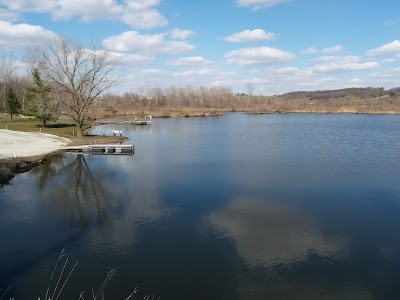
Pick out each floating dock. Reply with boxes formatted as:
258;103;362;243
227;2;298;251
98;120;152;125
60;144;134;155
97;115;152;126
133;120;151;125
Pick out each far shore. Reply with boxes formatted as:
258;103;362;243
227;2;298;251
97;107;400;120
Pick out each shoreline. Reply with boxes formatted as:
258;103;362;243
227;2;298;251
0;129;128;185
0;153;58;185
245;109;400;115
96;107;400;120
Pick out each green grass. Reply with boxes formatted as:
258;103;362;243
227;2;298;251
0;115;91;137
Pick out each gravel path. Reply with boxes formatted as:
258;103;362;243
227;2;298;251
0;129;70;160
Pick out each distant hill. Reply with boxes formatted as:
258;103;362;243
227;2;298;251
280;87;400;101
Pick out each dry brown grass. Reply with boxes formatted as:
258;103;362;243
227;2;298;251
93;108;225;119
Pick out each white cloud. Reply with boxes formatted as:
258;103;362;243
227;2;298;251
312;61;379;73
174;68;217;77
167;56;211;67
370;68;400;78
273;66;312;77
111;52;154;66
366;40;400;57
321;45;344;54
170;28;195;40
53;0;122;22
102;31;195;55
275;67;310;78
0;0;56;12
315;55;359;63
383;58;396;63
275;66;299;74
0;21;59;50
0;0;121;20
138;68;167;75
364;68;399;88
120;8;167;29
225;46;295;65
0;8;20;21
223;29;275;42
301;47;317;55
124;0;160;10
0;0;168;29
349;77;362;84
237;0;290;10
312;56;379;73
318;77;337;83
219;71;237;77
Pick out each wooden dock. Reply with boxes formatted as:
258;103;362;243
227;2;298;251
133;120;151;125
60;144;134;155
98;120;152;125
97;115;152;125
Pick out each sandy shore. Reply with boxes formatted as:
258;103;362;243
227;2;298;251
0;129;71;160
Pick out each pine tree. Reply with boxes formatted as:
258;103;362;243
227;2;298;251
24;69;60;126
5;86;20;120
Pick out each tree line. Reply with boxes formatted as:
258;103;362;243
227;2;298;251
0;38;118;137
96;85;400;117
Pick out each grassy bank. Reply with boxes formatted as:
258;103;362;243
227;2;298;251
0;114;127;185
0;115;88;137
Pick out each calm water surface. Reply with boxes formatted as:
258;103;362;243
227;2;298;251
2;113;400;299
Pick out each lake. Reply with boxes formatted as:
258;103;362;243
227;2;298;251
2;113;400;299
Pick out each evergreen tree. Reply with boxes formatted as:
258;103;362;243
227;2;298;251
24;68;60;126
5;86;20;120
23;84;36;116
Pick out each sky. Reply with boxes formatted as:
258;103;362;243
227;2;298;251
0;0;399;95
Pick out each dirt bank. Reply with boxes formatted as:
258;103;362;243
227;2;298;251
0;130;127;185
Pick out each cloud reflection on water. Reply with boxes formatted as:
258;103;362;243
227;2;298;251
207;197;347;266
205;197;380;299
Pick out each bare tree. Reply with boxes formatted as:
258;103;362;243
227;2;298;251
246;82;254;96
148;87;164;108
35;37;119;137
0;52;18;111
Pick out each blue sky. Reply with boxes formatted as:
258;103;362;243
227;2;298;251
0;0;399;95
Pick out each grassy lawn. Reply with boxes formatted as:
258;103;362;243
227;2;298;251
0;115;91;137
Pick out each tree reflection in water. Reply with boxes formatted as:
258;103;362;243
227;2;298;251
33;153;116;230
